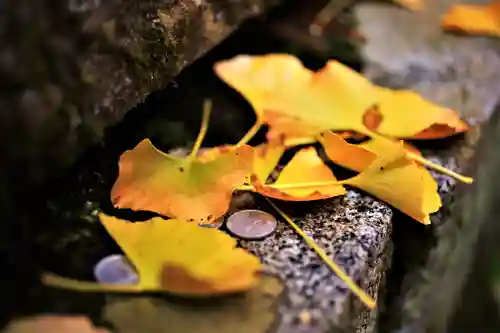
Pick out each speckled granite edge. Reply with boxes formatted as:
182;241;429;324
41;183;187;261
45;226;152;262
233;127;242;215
354;2;500;330
356;239;393;333
240;191;394;333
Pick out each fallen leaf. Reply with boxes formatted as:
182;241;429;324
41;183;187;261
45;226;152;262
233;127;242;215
102;214;261;294
252;140;286;183
365;88;469;139
251;147;346;201
214;54;379;139
111;139;253;222
392;0;424;11
103;273;283;333
321;132;441;224
196;140;285;188
441;1;500;37
44;214;262;296
401;141;423;156
267;200;376;308
196;145;234;162
215;54;469;142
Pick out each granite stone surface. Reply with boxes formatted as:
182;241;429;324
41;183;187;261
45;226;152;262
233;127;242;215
354;0;500;331
240;192;394;333
235;157;462;333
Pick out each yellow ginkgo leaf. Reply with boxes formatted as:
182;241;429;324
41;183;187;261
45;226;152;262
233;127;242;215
111;139;253;223
101;214;261;294
251;147;346;201
252;140;286;183
43;214;262;296
214;54;379;139
213;54;311;120
366;87;469;139
441;1;500;37
214;54;469;143
321;132;441;224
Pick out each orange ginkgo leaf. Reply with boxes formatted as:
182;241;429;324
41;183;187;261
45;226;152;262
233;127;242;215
441;1;500;37
111;139;253;223
321;132;441;224
392;0;424;11
43;214;262;296
321;131;423;161
364;88;469;139
111;101;254;223
197;139;285;185
250;147;346;201
214;54;379;139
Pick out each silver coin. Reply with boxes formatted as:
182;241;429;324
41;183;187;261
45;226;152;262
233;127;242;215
226;209;278;240
93;254;139;285
198;216;224;229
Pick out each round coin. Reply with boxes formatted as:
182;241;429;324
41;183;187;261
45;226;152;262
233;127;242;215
93;254;139;285
226;209;277;240
198;216;224;229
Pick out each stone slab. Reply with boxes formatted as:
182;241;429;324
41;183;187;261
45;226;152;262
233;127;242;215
241;192;393;333
0;0;279;207
354;0;500;331
355;0;500;125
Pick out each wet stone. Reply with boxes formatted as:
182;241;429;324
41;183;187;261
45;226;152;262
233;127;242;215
239;191;394;333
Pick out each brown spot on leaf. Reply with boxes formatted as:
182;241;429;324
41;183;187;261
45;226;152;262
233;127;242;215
363;105;383;131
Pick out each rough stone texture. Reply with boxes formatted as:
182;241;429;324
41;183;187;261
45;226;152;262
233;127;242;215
241;192;393;333
232;163;460;333
355;0;500;125
394;107;500;333
0;0;278;211
354;0;500;332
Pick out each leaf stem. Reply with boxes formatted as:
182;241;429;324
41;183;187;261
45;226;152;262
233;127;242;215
42;272;144;293
236;120;262;147
188;99;212;161
406;151;474;184
236;179;348;192
266;199;376;309
360;129;474;184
